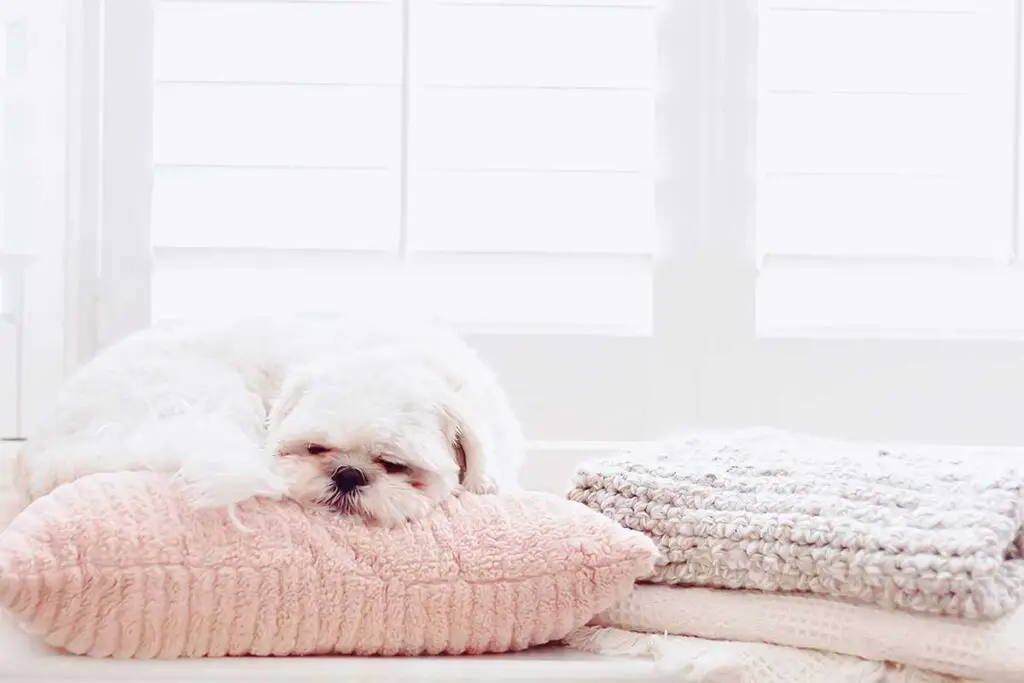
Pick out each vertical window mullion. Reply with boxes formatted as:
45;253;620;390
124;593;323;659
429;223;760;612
97;0;154;348
652;0;757;433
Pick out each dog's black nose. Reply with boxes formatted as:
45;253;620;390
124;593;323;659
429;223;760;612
331;467;367;493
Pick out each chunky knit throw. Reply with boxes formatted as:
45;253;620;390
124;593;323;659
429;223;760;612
0;472;656;658
568;429;1024;620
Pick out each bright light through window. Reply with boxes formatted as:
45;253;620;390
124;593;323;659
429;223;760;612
149;0;656;334
755;0;1018;338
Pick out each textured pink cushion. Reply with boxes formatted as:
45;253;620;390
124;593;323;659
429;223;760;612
0;473;655;659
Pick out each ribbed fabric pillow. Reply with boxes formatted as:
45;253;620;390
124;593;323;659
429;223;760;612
0;473;655;659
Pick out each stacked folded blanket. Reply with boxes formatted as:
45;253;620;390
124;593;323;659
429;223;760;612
565;428;1024;683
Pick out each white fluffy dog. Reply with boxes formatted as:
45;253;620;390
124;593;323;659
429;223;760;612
14;315;523;525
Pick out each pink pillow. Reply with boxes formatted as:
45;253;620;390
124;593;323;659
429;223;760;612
0;473;655;659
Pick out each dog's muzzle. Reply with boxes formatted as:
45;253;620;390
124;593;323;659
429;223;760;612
331;467;367;494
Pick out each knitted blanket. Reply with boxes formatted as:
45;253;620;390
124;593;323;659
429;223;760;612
568;429;1024;620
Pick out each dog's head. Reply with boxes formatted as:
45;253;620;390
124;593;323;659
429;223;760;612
265;348;492;526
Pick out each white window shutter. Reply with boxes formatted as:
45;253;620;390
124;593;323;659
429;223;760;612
143;0;659;442
755;0;1019;337
406;0;655;333
150;0;404;321
662;0;1024;445
149;0;656;335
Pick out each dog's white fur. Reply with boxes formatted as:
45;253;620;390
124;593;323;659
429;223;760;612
14;314;523;525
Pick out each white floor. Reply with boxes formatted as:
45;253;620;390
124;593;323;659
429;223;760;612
0;442;665;682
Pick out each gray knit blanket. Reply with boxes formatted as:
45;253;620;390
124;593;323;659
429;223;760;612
568;429;1024;620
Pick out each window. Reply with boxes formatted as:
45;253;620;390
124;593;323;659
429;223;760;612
147;0;656;335
11;0;1024;455
671;0;1024;445
11;0;661;458
756;0;1019;337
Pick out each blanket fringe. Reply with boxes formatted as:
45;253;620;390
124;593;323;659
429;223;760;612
564;626;744;683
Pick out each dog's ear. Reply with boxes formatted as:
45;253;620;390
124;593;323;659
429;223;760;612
442;389;497;494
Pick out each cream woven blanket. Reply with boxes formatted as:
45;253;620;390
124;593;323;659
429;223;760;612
568;429;1024;620
568;583;1021;682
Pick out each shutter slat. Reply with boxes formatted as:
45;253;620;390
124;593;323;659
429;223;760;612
153;254;652;333
760;174;1007;259
155;1;400;84
760;94;997;175
759;260;1024;337
153;84;400;167
761;9;981;92
153;167;399;250
419;4;653;88
414;88;651;171
410;170;653;254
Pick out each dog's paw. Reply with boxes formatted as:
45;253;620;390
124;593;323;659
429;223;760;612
174;451;290;509
460;472;498;495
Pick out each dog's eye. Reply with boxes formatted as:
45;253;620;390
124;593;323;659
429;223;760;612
379;459;410;474
306;443;331;456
